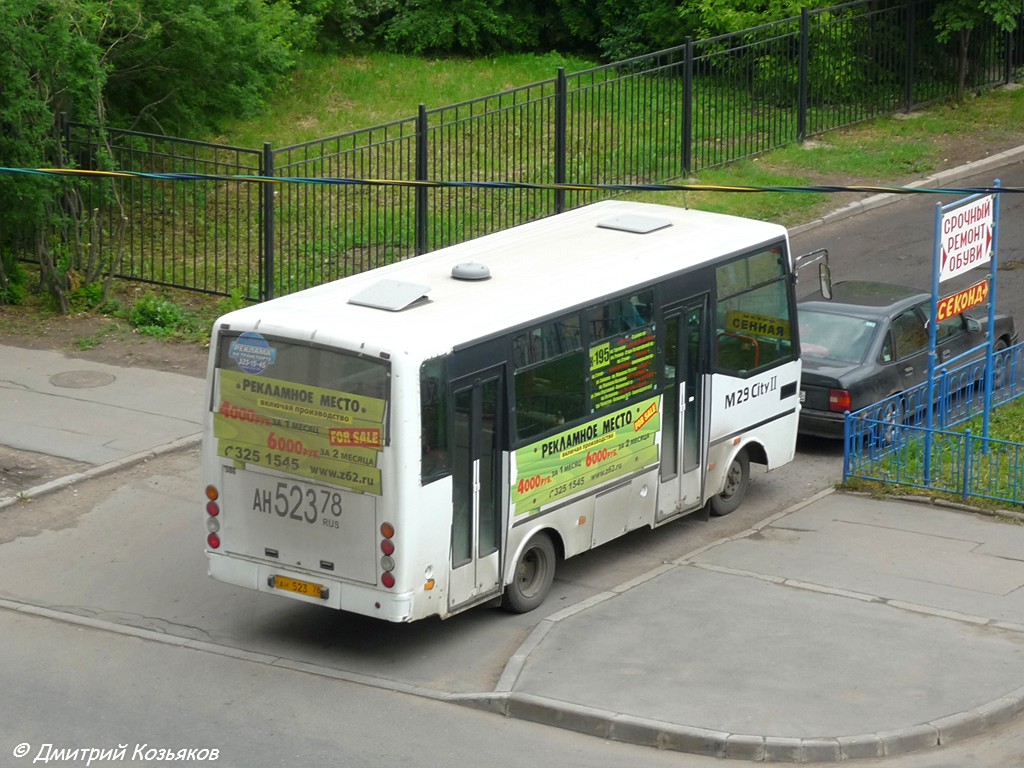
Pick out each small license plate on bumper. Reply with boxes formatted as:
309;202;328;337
268;574;329;600
799;390;807;403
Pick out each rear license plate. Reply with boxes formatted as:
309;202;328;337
270;575;326;600
799;390;807;403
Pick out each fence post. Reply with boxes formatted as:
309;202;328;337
261;142;275;301
415;104;428;256
904;0;916;113
798;8;809;142
555;68;567;214
962;429;972;502
938;366;948;428
842;410;852;482
683;38;694;176
1003;28;1011;85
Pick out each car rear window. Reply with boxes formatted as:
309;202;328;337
798;310;877;364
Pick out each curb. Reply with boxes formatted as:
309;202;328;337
0;434;201;511
469;486;1024;761
789;144;1024;238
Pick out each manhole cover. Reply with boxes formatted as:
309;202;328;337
49;370;117;389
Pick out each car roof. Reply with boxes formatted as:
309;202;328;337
799;280;928;318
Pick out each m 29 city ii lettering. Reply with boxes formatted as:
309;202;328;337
724;376;778;409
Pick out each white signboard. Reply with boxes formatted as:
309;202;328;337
939;195;994;282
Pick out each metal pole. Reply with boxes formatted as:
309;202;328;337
798;8;809;142
683;38;694;177
962;429;972;502
262;142;275;301
555;68;567;214
925;200;942;483
415;104;428;256
983;179;1002;444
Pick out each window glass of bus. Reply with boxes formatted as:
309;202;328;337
714;246;794;375
587;290;657;411
420;358;449;482
216;334;390;405
512;315;582;367
513;314;586;441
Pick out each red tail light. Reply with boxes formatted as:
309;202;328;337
206;485;221;548
380;522;395;588
828;389;852;413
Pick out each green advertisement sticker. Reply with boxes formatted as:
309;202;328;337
214;369;386;494
512;396;661;516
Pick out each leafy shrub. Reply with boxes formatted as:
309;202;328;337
0;252;27;305
128;294;200;338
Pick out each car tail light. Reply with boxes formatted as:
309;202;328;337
380;522;396;588
206;485;221;548
828;389;852;413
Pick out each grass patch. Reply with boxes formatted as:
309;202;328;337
845;390;1024;510
215;51;597;148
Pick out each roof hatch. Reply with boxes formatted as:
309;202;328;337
597;214;672;234
348;279;431;311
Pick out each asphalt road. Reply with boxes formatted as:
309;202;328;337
789;160;1024;325
0;156;1022;767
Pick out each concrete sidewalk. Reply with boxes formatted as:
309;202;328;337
0;344;202;507
478;490;1024;761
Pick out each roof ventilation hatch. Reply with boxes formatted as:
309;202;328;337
597;214;672;234
348;279;431;311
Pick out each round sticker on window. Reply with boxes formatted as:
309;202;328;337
229;332;277;374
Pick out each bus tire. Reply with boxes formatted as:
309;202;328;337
502;533;556;614
710;449;749;517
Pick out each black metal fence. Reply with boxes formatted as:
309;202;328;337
48;0;1024;302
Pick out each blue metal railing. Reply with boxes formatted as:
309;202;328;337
844;340;1024;505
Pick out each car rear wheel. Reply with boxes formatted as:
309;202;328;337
993;338;1009;389
873;398;903;448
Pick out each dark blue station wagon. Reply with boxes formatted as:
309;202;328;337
797;281;1017;438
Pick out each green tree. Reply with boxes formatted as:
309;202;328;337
102;0;312;134
289;0;392;51
694;0;835;38
375;0;543;55
551;0;694;59
932;0;1020;101
0;0;112;309
0;0;312;310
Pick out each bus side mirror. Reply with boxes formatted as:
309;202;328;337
794;248;832;299
818;263;833;300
